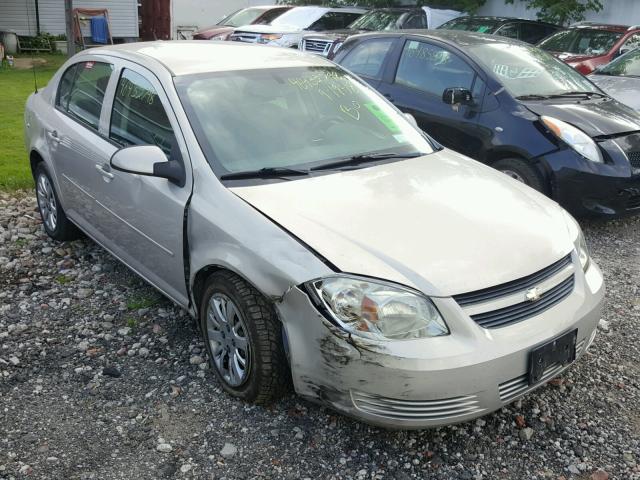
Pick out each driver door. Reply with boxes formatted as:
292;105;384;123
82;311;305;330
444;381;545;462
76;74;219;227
86;60;193;306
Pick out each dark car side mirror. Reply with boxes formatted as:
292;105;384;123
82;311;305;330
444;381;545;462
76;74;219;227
110;145;185;187
442;87;473;106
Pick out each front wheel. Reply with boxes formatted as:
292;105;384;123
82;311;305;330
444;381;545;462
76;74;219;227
200;271;290;404
493;158;546;193
34;164;81;241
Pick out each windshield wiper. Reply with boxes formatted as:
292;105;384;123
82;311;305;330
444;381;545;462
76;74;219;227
220;167;309;180
310;152;424;171
549;91;607;98
516;94;551;100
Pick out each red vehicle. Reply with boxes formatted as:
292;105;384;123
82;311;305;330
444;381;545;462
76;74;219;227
538;23;640;74
192;5;291;40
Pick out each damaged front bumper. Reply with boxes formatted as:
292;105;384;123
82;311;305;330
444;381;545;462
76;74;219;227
276;261;604;429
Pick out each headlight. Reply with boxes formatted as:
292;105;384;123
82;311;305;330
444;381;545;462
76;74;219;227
306;276;449;341
576;229;590;272
259;33;283;44
541;116;603;163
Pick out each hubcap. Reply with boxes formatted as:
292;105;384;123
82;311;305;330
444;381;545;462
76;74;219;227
206;293;250;387
500;169;527;185
36;174;58;231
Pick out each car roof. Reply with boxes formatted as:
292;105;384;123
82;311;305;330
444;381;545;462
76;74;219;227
84;41;332;76
285;5;367;14
445;16;559;26
570;23;635;33
350;29;531;48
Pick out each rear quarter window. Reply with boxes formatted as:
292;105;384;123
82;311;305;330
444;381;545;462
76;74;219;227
61;61;113;131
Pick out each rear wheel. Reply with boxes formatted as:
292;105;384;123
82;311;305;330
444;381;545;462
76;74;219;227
493;158;545;193
200;271;289;404
34;164;81;241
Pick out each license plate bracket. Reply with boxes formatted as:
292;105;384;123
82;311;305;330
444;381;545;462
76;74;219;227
528;329;577;386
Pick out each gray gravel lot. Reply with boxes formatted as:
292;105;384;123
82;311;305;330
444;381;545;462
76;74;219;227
0;191;638;480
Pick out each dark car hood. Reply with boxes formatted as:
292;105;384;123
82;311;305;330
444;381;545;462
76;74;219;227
303;28;366;41
524;99;640;137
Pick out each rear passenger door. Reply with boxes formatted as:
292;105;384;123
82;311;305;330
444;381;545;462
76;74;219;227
377;38;485;158
52;58;115;232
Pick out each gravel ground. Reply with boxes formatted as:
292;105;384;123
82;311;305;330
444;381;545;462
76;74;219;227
0;191;638;480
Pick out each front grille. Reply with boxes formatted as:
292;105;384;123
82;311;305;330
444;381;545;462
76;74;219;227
302;39;333;55
628;151;640;175
453;254;572;307
230;32;260;43
351;391;484;421
470;274;575;329
498;338;585;402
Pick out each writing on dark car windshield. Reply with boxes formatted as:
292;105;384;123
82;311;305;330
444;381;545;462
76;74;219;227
468;43;599;98
175;66;432;179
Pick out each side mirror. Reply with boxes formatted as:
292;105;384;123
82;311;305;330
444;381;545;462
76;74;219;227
110;145;185;187
404;112;418;128
442;87;473;106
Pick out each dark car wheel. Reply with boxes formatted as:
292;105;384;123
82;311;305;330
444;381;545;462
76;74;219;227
493;158;546;193
200;271;290;404
34;163;81;241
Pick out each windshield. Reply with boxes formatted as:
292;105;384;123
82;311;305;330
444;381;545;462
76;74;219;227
219;8;265;28
348;11;404;31
469;43;599;98
175;66;433;176
538;28;622;56
596;48;640;76
270;7;326;29
438;17;499;34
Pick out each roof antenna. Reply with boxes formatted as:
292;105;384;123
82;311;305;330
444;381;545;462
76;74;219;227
25;0;38;93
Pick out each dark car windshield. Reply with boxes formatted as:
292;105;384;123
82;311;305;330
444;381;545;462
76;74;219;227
218;7;266;27
438;17;500;34
596;48;640;76
348;10;405;31
175;66;433;176
469;42;599;98
538;28;622;56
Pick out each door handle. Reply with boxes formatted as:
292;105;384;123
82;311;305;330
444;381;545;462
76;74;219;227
95;163;114;179
47;130;60;143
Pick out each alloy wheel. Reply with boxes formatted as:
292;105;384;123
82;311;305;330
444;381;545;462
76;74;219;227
206;293;250;387
36;173;58;231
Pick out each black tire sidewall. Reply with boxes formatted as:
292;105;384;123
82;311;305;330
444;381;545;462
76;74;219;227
199;275;263;401
494;158;545;193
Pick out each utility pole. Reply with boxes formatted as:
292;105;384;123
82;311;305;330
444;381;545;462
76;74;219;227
65;0;74;58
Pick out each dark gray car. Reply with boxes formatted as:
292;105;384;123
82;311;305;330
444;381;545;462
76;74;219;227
590;47;640;110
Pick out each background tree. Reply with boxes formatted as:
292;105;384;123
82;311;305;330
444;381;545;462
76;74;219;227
504;0;603;25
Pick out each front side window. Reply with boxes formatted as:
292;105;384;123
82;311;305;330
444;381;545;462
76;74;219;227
349;11;404;31
310;12;362;31
395;40;475;97
340;38;395;79
255;7;288;25
110;69;176;155
469;43;599;98
539;28;623;56
65;61;113;130
496;23;519;40
403;13;426;29
220;8;264;27
437;18;499;34
175;66;433;176
597;48;640;77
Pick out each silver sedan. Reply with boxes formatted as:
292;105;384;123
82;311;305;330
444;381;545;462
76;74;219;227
24;41;604;428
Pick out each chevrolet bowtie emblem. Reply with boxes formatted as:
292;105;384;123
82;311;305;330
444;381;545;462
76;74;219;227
525;287;542;302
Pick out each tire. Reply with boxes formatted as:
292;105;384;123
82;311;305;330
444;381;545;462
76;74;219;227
34;163;81;241
493;158;546;193
200;271;289;404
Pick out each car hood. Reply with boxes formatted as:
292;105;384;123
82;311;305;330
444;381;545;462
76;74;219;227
589;74;640;111
523;98;640;137
303;29;362;40
235;24;304;34
193;26;233;38
230;151;574;297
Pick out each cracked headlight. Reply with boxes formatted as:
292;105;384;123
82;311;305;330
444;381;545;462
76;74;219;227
306;276;449;340
541;116;603;164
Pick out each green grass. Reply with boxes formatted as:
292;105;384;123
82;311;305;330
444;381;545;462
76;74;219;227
126;294;159;311
0;54;67;191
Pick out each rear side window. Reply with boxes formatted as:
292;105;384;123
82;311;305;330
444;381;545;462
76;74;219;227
403;14;426;29
340;38;395;79
110;69;177;156
395;40;475;97
496;23;519;40
65;61;113;130
520;23;552;44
